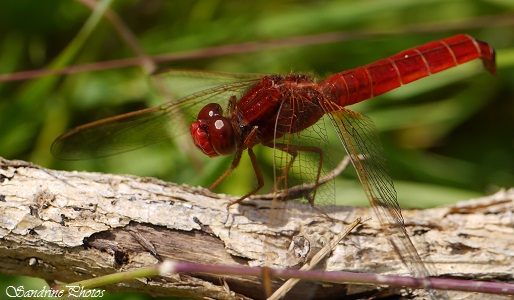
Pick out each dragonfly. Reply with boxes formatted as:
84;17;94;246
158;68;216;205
52;34;496;290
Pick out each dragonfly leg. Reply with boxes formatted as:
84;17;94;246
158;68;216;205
250;155;353;202
220;126;265;206
268;142;323;206
209;147;243;191
228;147;265;207
211;124;261;192
226;94;237;115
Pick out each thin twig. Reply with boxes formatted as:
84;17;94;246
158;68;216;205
1;13;513;83
251;155;359;201
267;217;363;300
76;0;156;74
160;260;514;295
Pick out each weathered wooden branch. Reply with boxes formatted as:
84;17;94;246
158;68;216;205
0;157;512;299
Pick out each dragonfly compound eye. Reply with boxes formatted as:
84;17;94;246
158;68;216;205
192;103;236;157
208;117;236;156
190;121;217;157
197;103;223;120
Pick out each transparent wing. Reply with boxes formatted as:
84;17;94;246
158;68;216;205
270;119;336;206
326;106;436;279
152;69;268;100
265;98;341;232
51;71;263;160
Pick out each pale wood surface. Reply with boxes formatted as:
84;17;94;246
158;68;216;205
0;157;512;299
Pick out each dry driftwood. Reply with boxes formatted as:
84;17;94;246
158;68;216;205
0;157;512;300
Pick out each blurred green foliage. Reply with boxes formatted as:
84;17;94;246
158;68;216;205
0;0;513;299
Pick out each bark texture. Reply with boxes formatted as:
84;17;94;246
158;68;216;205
0;157;512;299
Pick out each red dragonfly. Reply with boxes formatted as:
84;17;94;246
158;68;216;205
52;34;496;284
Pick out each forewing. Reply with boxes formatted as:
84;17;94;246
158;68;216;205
51;77;260;160
51;106;172;160
326;107;436;279
152;69;267;101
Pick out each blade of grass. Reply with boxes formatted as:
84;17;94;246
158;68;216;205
0;0;115;159
21;0;114;100
25;0;114;163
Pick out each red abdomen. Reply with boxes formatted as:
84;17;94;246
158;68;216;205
320;34;496;108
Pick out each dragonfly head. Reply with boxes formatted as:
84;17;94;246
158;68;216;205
190;103;237;157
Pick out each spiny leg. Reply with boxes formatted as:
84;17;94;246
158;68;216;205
227;147;264;206
259;155;353;202
214;126;264;206
209;147;243;191
226;94;237;115
267;142;324;206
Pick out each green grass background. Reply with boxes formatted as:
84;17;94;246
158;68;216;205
0;0;513;299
